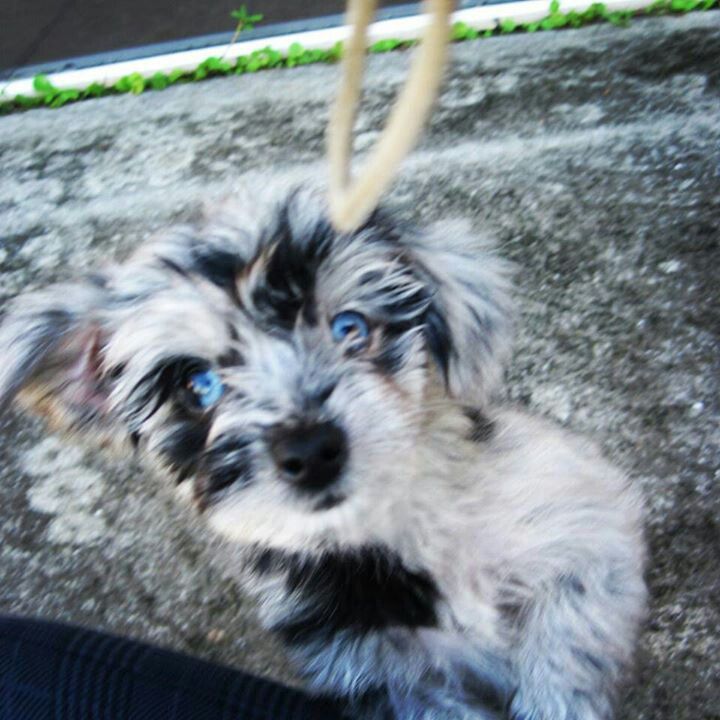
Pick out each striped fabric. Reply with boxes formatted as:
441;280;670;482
0;616;342;720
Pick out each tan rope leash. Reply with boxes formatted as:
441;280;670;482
327;0;455;233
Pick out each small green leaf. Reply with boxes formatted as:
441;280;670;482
49;89;79;108
607;9;632;24
325;41;343;61
129;73;145;94
271;48;284;66
33;74;57;95
453;21;481;41
452;21;470;40
369;38;402;53
81;82;105;98
288;42;304;58
247;48;279;72
14;94;42;108
565;10;582;26
286;42;304;66
197;57;233;75
114;72;145;94
149;72;170;90
230;6;263;32
540;12;569;28
578;4;600;20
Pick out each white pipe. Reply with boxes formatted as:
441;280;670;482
0;0;654;101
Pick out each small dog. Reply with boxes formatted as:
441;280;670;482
0;185;646;719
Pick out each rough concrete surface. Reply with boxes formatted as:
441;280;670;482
1;13;719;719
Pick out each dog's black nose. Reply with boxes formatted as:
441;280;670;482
268;421;347;491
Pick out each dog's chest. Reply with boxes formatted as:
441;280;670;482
251;545;442;646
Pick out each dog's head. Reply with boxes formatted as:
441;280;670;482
0;187;512;549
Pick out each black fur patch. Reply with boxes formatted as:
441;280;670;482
125;355;207;430
423;305;453;383
463;408;496;443
190;245;245;294
217;346;244;368
373;335;410;375
250;199;335;330
159;420;210;483
370;264;433;377
461;671;512;716
156;241;245;302
158;256;192;282
195;434;254;508
255;546;441;645
360;206;414;244
377;272;430;325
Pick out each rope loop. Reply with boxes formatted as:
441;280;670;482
327;0;455;233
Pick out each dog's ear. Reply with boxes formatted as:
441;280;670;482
0;279;114;431
408;221;514;406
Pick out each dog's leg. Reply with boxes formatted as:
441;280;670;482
508;564;645;720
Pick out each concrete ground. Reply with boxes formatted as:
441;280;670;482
1;12;719;719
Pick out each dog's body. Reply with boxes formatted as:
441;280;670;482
247;405;645;720
0;186;645;719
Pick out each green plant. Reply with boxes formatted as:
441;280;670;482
194;56;234;80
113;72;146;94
648;0;716;10
28;74;80;108
369;38;406;53
0;0;717;115
451;22;480;41
229;5;263;45
230;5;263;32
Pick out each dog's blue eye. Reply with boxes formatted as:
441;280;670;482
331;311;369;344
187;369;224;409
